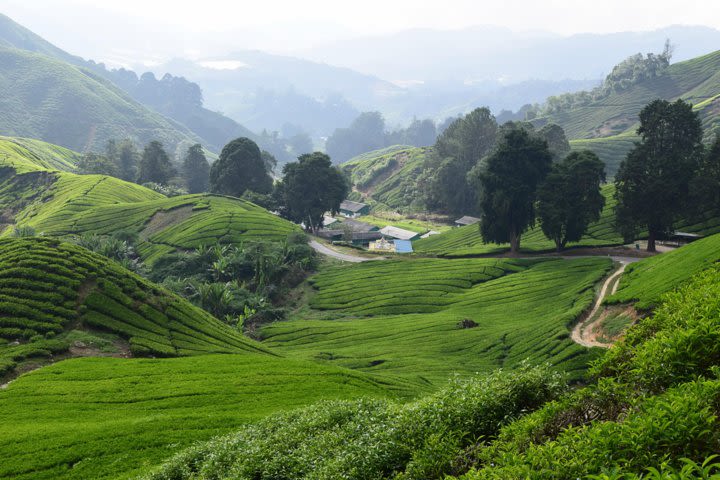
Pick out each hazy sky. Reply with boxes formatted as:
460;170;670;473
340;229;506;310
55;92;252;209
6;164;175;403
4;0;719;65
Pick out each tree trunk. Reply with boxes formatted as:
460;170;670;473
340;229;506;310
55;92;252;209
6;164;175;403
509;230;521;255
647;230;657;252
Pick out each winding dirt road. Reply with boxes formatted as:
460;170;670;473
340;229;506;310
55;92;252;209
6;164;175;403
571;262;629;348
309;240;380;263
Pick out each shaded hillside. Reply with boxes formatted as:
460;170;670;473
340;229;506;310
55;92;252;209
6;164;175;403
0;237;272;379
341;145;429;212
536;50;720;176
0;13;260;153
0;46;201;153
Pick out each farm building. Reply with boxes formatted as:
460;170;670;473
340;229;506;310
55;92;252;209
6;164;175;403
323;215;339;228
420;230;440;239
379;225;420;241
393;240;413;253
339;200;370;217
455;215;480;227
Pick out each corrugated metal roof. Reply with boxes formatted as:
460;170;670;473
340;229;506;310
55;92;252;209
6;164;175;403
379;225;419;240
455;215;480;225
339;200;368;212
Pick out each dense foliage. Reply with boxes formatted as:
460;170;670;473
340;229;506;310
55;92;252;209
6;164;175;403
615;99;704;250
537;150;606;251
478;127;553;253
146;364;565;480
181;143;210;193
138;140;176;185
210;137;273;197
274;152;349;232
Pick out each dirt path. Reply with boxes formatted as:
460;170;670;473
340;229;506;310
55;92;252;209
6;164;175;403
571;262;629;348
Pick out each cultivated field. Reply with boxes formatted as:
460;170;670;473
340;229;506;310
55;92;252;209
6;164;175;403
262;257;613;384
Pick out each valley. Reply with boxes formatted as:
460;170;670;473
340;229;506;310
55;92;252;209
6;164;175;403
1;5;720;479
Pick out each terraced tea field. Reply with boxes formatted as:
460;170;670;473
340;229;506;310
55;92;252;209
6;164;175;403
0;238;270;377
0;149;299;263
0;353;408;480
262;257;613;384
0;136;79;173
609;232;720;309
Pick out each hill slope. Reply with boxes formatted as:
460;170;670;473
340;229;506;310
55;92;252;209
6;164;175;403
0;237;272;379
341;145;430;212
0;148;299;262
0;46;201;153
0;135;80;172
537;50;720;176
0;353;409;480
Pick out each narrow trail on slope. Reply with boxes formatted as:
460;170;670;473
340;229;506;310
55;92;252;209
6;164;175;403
571;262;629;348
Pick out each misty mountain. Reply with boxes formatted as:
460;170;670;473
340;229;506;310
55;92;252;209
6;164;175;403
300;25;720;87
0;13;260;153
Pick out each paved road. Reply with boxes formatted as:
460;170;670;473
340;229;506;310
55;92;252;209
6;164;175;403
309;240;381;263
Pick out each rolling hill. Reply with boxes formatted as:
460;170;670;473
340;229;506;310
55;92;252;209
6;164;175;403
0;46;202;153
0;237;272;379
0;13;261;154
261;256;612;384
341;145;430;212
0;139;299;263
537;50;720;176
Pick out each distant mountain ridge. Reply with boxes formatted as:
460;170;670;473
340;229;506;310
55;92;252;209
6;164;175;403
0;13;258;153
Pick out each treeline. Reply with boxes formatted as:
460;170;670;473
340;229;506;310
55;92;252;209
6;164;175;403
325;112;443;163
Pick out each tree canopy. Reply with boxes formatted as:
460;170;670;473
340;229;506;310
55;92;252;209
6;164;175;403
275;152;349;233
182;144;210;194
478;127;553;253
614;99;703;251
210;137;273;197
537;151;606;251
137;141;175;185
425;108;498;215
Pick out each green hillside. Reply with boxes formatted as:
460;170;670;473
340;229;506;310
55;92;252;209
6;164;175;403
0;136;80;172
0;237;271;378
0;151;299;263
0;353;406;480
536;50;720;176
341;145;429;211
262;256;612;384
608;232;720;309
0;46;200;153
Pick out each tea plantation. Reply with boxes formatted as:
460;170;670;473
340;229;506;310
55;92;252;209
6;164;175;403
0;151;299;263
0;237;271;377
0;353;408;480
262;257;613;383
608;232;720;309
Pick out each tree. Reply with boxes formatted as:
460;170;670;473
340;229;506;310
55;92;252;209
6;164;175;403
478;127;553;254
538;123;571;161
325;112;386;163
691;135;720;213
210;137;273;197
537;151;606;251
261;150;278;174
614;99;703;251
138;141;175;184
116;139;140;182
182;144;210;193
275;152;349;233
426;108;498;214
76;152;118;176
